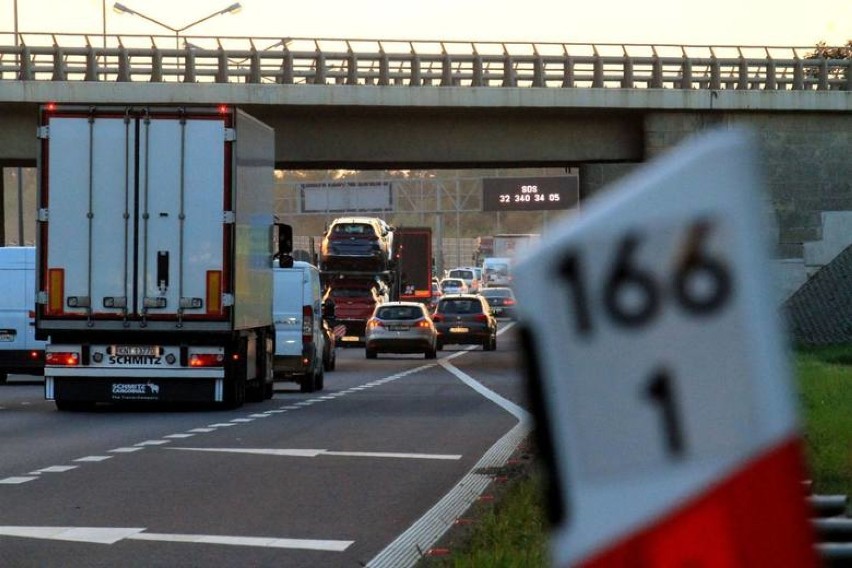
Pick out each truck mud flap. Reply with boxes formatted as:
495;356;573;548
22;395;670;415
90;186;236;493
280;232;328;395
46;377;222;403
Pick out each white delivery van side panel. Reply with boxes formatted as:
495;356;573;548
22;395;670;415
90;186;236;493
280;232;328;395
273;268;305;358
0;247;44;351
233;109;274;330
137;118;225;317
46;116;134;317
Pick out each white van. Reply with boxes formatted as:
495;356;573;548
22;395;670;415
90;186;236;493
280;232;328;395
0;247;46;384
273;260;334;393
447;267;481;293
482;257;513;287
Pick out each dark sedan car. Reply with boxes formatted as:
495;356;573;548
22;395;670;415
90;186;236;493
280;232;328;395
479;287;517;319
431;294;497;351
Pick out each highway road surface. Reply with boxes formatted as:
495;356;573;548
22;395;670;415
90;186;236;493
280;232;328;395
0;321;530;567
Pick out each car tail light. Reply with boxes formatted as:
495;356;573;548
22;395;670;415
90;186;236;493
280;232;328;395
303;305;314;344
46;352;79;366
473;313;489;323
416;320;431;329
504;298;516;306
366;318;383;330
432;313;444;322
189;353;225;367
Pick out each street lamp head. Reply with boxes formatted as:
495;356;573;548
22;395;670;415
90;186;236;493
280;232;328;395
222;3;242;15
113;2;133;15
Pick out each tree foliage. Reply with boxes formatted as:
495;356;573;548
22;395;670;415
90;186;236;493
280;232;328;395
806;40;852;60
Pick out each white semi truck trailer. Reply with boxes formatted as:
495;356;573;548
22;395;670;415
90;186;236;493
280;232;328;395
36;104;282;409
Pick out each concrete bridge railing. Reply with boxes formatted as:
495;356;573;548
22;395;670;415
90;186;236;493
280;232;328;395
0;34;849;91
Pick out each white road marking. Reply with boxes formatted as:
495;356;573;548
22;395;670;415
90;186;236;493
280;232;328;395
207;423;237;427
109;447;144;453
74;456;112;463
135;440;170;446
0;526;354;551
168;447;462;460
229;418;254;423
0;477;37;484
30;466;78;474
163;434;195;439
249;414;271;418
188;428;216;433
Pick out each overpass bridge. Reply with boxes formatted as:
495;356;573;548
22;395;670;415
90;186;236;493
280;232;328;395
0;35;850;296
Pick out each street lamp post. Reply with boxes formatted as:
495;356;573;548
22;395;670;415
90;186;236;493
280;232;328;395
113;2;241;79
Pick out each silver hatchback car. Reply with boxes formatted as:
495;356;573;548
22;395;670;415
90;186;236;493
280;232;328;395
365;302;438;359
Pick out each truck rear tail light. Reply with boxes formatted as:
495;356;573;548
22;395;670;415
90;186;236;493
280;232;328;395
207;271;222;314
47;268;65;314
303;306;314;343
46;352;79;366
189;353;225;367
30;350;44;361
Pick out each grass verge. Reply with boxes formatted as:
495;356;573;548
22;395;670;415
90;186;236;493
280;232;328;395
421;345;852;565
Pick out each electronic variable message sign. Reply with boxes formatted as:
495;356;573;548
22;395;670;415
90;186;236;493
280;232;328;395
482;176;579;212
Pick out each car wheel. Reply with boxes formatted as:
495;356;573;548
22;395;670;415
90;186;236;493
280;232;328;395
436;339;443;351
316;368;325;391
425;346;437;359
366;348;377;359
491;335;498;351
0;372;7;385
329;349;336;371
300;373;316;393
482;336;491;350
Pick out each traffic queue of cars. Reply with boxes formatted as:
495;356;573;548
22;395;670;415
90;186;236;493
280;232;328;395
363;267;517;359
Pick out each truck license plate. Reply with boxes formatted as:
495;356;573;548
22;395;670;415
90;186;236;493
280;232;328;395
113;345;160;356
0;332;15;342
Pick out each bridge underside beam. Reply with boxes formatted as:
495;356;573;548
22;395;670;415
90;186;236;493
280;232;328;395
248;106;643;169
0;102;643;169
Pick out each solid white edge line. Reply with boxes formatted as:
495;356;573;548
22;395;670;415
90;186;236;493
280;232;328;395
367;322;532;568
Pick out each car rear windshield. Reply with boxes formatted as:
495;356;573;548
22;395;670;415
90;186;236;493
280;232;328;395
449;270;473;279
438;299;482;314
482;289;511;298
332;223;375;236
376;306;423;320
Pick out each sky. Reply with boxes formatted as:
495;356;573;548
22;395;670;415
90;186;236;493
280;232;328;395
1;0;849;48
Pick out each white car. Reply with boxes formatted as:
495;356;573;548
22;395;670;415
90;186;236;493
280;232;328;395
365;302;438;359
439;278;468;295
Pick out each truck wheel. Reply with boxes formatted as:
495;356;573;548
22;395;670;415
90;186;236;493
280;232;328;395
0;372;7;385
55;400;93;411
224;376;246;409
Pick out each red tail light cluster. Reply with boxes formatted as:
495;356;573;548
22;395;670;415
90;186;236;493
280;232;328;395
189;353;225;367
504;298;516;306
46;352;79;366
473;314;489;323
432;313;445;322
366;318;383;330
303;306;314;343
